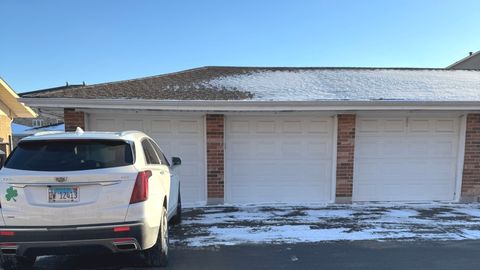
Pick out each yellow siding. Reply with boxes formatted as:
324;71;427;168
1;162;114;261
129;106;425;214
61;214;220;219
0;115;11;155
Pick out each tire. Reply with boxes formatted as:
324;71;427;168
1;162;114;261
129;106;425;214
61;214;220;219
143;205;169;267
0;255;36;270
170;191;182;225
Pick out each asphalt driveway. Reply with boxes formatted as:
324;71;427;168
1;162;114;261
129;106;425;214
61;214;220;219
171;203;480;246
14;203;480;269
31;240;480;270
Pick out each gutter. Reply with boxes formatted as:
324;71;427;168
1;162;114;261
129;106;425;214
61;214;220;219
19;97;480;112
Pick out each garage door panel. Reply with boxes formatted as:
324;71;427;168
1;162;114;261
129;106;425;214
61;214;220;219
358;119;380;133
409;119;430;133
384;119;405;132
256;121;276;133
436;119;456;132
122;119;144;130
306;142;329;157
309;120;332;134
151;120;172;133
178;120;200;134
282;120;302;133
89;114;206;205
230;120;249;133
354;116;459;202
226;116;333;203
92;118;116;131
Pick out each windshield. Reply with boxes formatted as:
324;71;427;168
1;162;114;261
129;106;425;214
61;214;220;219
5;139;134;171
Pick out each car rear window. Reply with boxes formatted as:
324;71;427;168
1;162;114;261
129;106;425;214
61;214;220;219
5;139;134;171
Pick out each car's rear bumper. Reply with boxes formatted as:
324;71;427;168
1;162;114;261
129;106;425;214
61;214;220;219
0;222;149;257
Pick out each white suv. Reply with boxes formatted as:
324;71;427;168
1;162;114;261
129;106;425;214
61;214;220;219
0;129;182;269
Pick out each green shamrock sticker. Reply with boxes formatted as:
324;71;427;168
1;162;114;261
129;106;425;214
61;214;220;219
5;186;18;202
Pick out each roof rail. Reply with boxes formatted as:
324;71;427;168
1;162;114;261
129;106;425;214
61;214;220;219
120;130;140;136
33;131;65;136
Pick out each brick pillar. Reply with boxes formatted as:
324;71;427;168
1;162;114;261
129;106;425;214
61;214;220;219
64;108;85;132
461;114;480;202
206;114;224;204
335;114;356;203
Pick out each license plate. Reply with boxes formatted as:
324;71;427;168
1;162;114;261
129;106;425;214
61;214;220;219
48;186;79;203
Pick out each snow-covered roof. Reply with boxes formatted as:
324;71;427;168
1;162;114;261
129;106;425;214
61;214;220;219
13;123;65;136
202;68;480;101
20;67;480;102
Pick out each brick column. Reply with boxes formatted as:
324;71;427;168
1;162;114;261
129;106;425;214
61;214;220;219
206;114;224;204
335;114;356;203
462;114;480;202
64;108;85;131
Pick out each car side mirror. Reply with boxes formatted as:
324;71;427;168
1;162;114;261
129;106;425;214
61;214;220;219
172;157;182;166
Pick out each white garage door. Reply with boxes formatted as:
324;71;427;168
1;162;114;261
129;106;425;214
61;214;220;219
226;115;334;204
353;117;461;201
88;113;206;206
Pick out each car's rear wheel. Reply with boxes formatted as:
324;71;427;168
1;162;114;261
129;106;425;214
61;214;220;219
170;191;182;225
0;255;36;270
143;205;169;267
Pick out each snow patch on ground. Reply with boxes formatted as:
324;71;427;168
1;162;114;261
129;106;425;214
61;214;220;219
171;203;480;247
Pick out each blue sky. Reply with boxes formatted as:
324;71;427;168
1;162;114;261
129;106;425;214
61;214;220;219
1;0;479;92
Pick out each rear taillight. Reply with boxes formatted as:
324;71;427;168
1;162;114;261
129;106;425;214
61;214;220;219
113;226;130;232
130;170;151;204
0;231;15;236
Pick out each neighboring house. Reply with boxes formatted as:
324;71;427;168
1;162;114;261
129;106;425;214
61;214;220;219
12;122;65;147
448;51;480;69
19;67;480;206
14;83;82;128
0;78;37;155
14;109;63;128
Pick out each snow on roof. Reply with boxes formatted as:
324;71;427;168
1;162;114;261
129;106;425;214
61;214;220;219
201;69;480;101
28;123;65;132
13;123;65;136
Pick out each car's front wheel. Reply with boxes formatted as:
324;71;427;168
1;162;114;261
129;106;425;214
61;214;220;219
143;205;169;267
0;255;36;270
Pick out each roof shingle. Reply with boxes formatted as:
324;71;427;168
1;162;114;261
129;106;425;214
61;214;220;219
21;66;480;101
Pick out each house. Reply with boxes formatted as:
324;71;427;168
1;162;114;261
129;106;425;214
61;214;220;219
19;66;480;205
0;78;37;155
448;51;480;69
13;108;63;129
12;122;65;147
13;83;83;128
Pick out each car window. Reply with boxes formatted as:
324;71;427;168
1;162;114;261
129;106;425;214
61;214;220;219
141;139;160;165
5;139;134;171
148;139;170;166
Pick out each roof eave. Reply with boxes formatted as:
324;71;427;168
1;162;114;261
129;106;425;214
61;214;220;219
19;97;480;112
0;79;38;118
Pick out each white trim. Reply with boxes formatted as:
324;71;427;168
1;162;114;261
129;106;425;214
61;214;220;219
330;115;338;203
203;114;209;204
454;114;467;202
20;98;480;112
224;115;230;203
83;111;89;131
222;115;226;204
352;116;360;201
